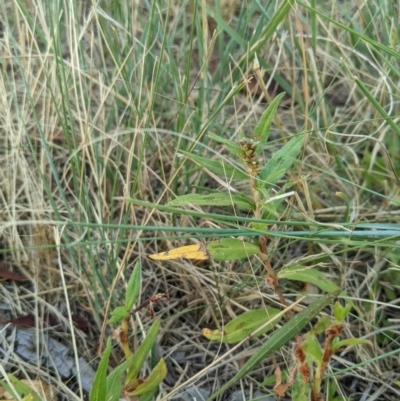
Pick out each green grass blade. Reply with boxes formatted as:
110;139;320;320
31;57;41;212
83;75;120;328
246;0;295;59
168;193;254;210
298;1;400;62
353;76;400;139
180;150;249;180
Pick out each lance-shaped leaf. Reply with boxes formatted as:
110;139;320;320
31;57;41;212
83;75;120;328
206;238;260;261
302;335;323;365
106;356;134;401
149;244;208;261
139;391;158;401
125;262;141;310
130;358;167;396
206;290;341;401
254;93;285;154
168;193;255;211
278;267;355;311
333;301;352;323
202;308;282;344
180;150;248;180
278;265;341;294
208;133;243;157
90;338;112;401
109;306;130;325
126;320;161;381
260;134;304;186
331;338;371;351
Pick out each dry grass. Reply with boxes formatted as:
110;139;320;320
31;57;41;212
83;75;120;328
0;0;400;400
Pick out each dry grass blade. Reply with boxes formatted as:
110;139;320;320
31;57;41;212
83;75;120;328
0;0;399;400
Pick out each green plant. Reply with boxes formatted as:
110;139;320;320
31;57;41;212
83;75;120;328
89;262;167;401
271;302;369;401
2;0;399;400
145;95;354;400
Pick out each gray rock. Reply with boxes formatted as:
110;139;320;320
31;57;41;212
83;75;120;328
170;384;211;401
226;390;275;401
0;326;95;392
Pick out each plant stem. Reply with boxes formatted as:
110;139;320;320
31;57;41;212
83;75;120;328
259;235;292;320
120;317;132;359
250;176;292;320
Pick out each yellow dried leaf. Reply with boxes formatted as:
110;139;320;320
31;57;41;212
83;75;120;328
201;328;224;341
149;244;208;261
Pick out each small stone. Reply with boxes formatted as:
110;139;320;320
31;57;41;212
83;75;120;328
170;384;210;401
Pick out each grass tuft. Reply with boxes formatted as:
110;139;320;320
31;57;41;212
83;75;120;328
0;1;399;400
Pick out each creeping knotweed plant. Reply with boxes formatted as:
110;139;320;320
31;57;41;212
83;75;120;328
145;94;364;400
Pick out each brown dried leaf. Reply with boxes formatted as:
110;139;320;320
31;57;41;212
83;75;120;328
274;382;291;397
0;315;36;328
0;313;88;331
0;262;28;281
274;366;297;397
70;314;89;330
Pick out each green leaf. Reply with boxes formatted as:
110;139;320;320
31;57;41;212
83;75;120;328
278;265;341;294
292;379;311;401
109;306;130;325
90;338;112;401
208;133;243;157
0;375;43;401
180;150;248;180
206;290;340;401
254;92;285;153
131;358;167;396
206;238;260;261
311;316;332;335
251;222;268;232
332;338;371;351
168;193;254;211
260;134;304;186
333;301;352;323
202;308;282;344
106;356;134;401
139;391;158;401
259;187;288;218
278;266;357;312
302;335;323;364
126;320;161;381
224;308;281;335
125;262;141;310
261;200;281;219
